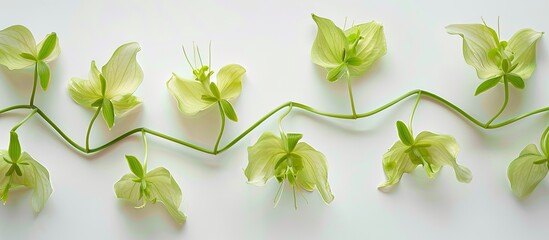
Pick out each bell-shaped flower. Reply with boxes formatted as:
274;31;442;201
0;132;52;213
507;144;548;198
447;22;543;93
0;25;60;90
311;14;386;82
68;42;143;129
378;121;472;191
245;132;334;207
114;155;186;224
167;61;245;121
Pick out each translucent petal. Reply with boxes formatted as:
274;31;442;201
507;29;543;80
416;131;472;183
146;167;187;224
111;94;141;116
167;74;214;115
0;25;37;70
102;42;143;98
311;14;347;69
114;173;142;204
245;132;287;186
344;21;387;76
16;152;53;213
378;141;417;192
68;61;103;108
217;64;246;100
446;24;502;79
293;142;334;204
507;144;548;198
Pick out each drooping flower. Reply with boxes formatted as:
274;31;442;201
446;21;543;94
378;121;472;191
0;132;52;213
114;155;186;224
507;144;548;198
68;42;143;129
245;131;334;207
311;14;386;82
0;25;60;90
167;56;245;122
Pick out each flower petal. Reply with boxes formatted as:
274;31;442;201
416;131;472;183
0;25;37;70
378;141;417;192
311;14;347;69
344;21;387;76
293;142;334;204
111;94;141;116
245;132;286;186
146;167;187;224
68;61;103;108
217;64;246;100
507;144;548;198
446;24;502;79
167;74;214;115
114;173;142;204
508;29;543;80
102;42;143;98
17;152;53;213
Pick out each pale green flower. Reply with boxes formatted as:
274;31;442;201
245;132;334;207
0;132;52;213
0;25;60;90
379;121;471;191
68;42;143;129
311;14;386;82
507;144;548;198
167;62;245;121
114;155;186;224
447;22;543;94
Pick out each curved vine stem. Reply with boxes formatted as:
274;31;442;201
29;63;38;107
346;72;357;119
1;89;548;157
485;79;510;127
409;91;422;135
86;106;102;152
213;101;226;154
11;108;38;132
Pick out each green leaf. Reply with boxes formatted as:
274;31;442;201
508;144;548;198
446;24;503;79
100;74;107;96
220;99;238;122
36;32;61;63
20;53;36;61
245;132;287;186
37;32;57;60
37;60;50;91
345;57;362;66
505;73;525;89
344;21;387;76
285;133;303;152
326;64;347;82
396;121;414;146
474;76;501;96
125;155;144;178
102;99;115;129
8;131;21;162
311;14;347;71
507;29;543;80
209;82;220;99
91;98;103;107
217;64;246;100
0;25;37;70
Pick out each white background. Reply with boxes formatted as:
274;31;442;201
1;0;548;239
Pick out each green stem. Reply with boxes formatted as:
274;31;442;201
142;130;148;171
213;101;226;154
346;72;357;119
0;88;549;158
29;63;38;107
11;108;38;132
278;103;293;136
409;91;422;134
485;80;510;127
86;106;102;152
